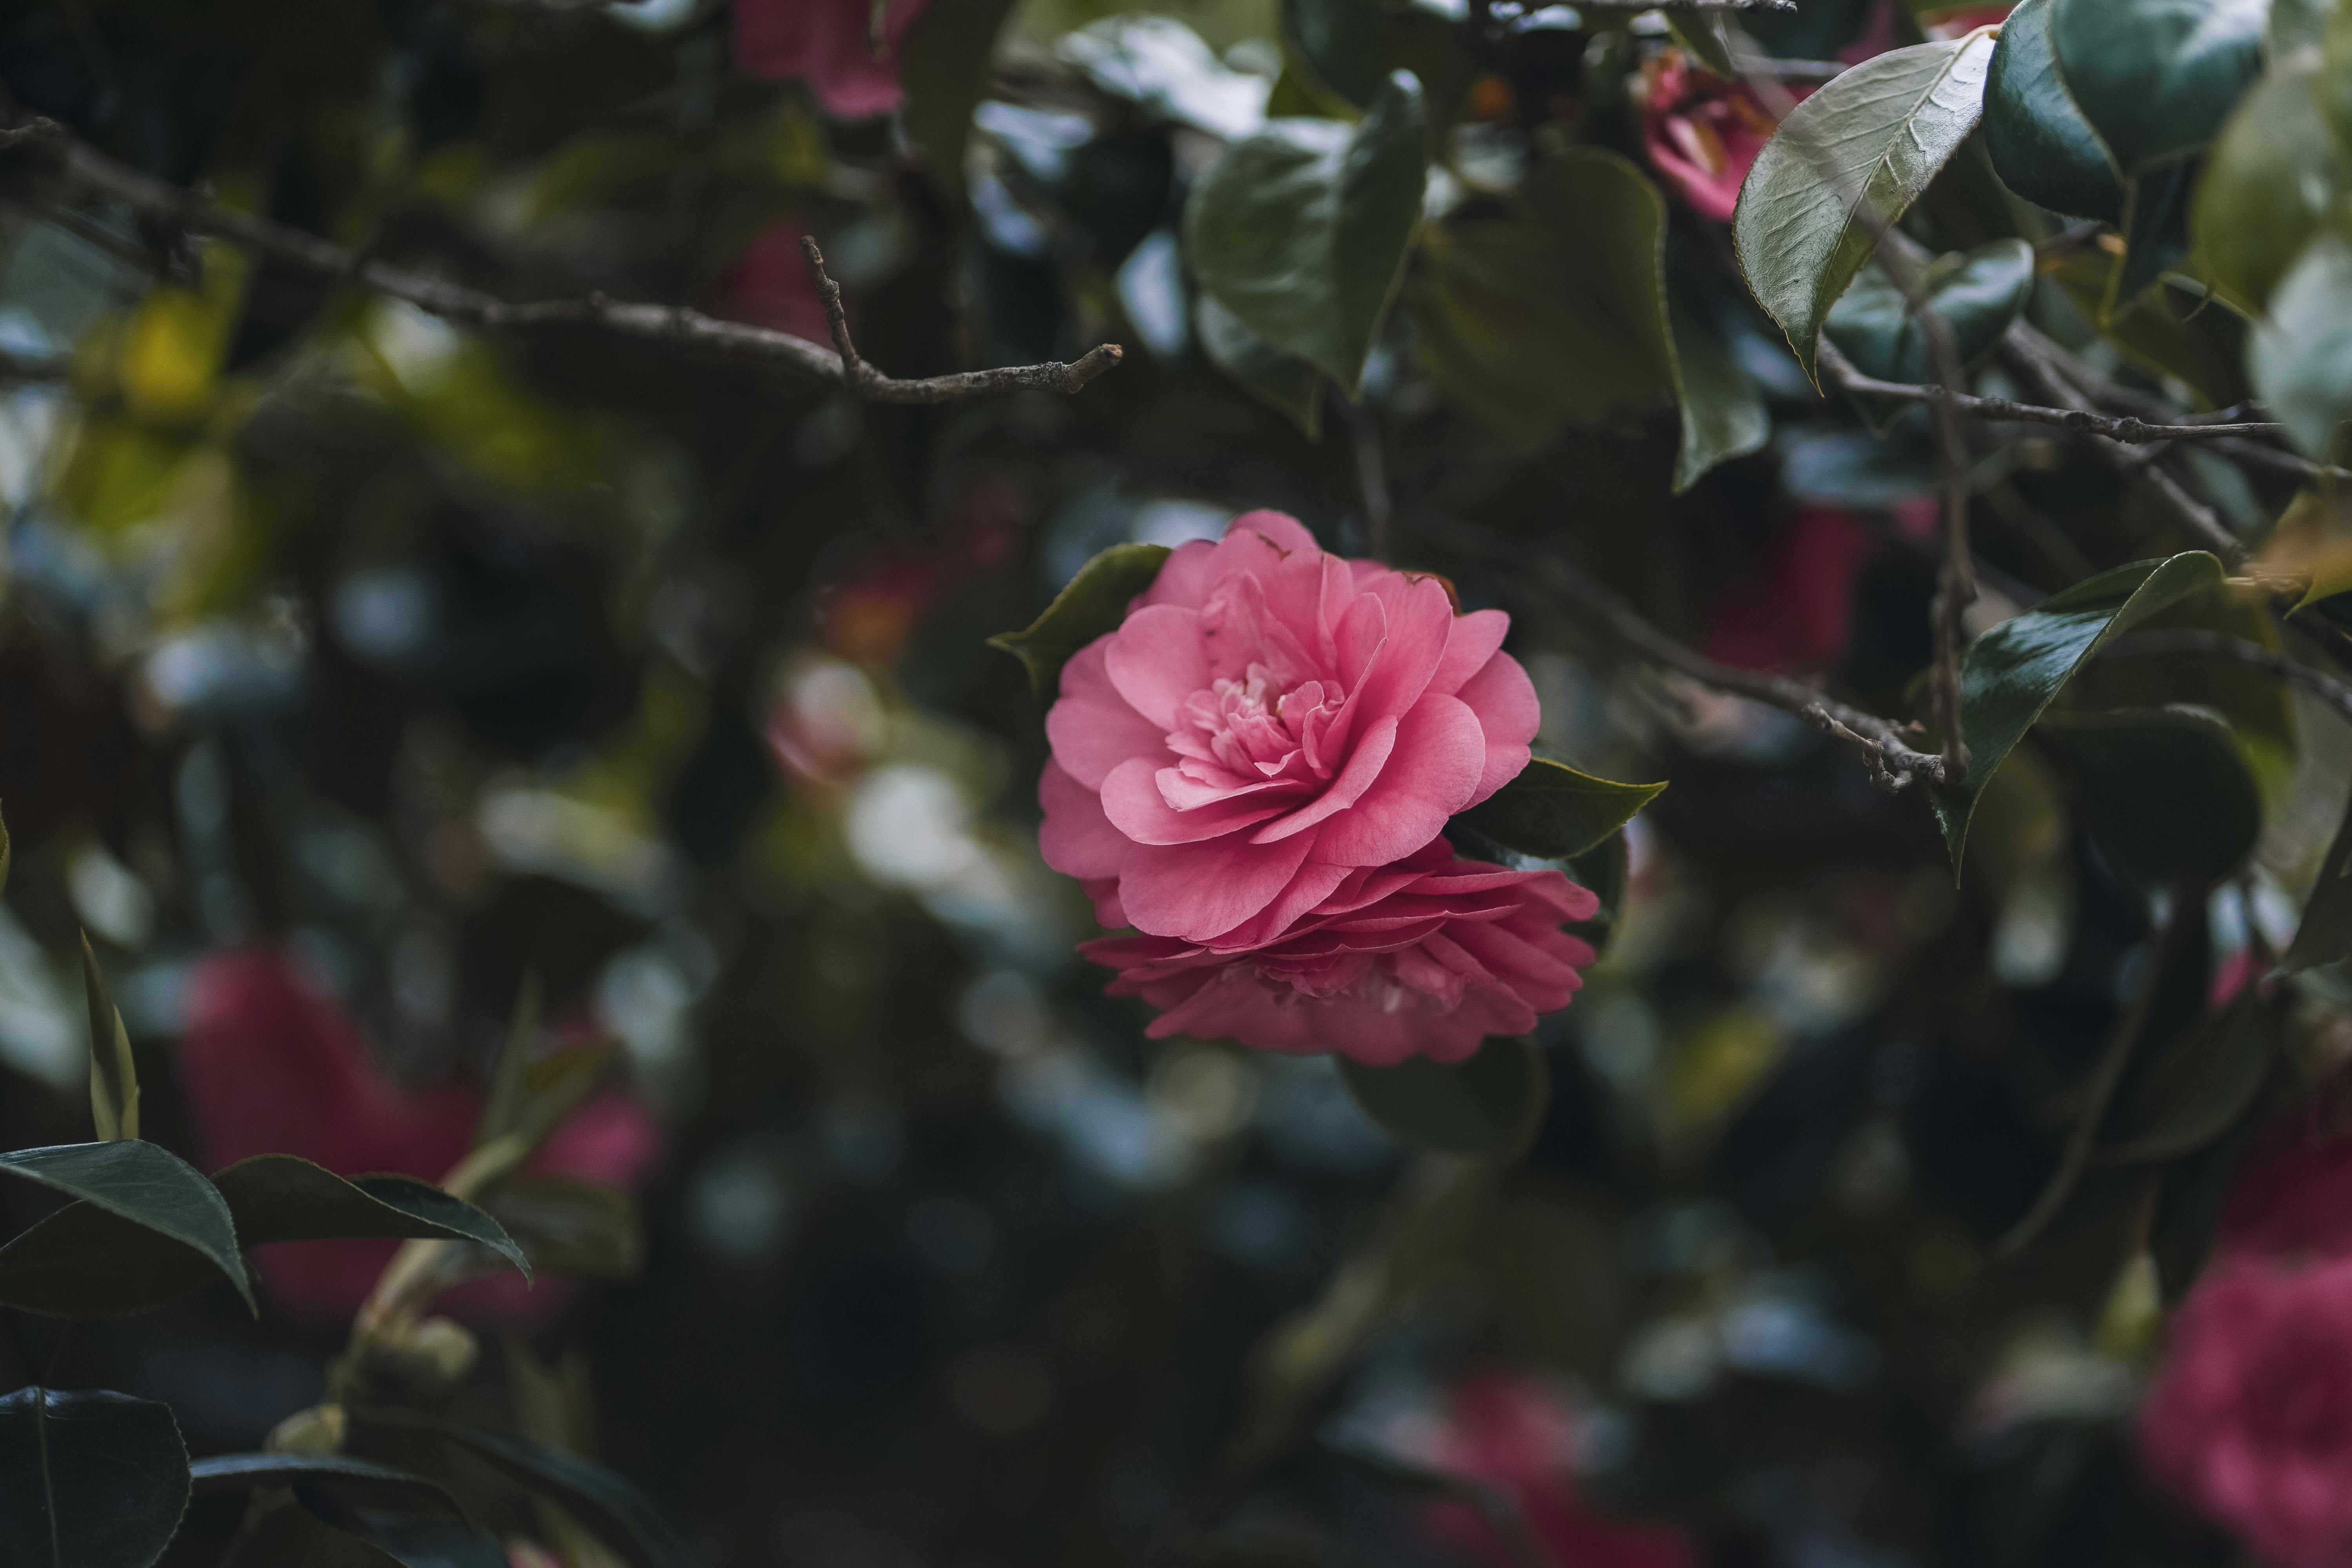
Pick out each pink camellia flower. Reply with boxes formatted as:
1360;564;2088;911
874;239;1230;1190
1079;837;1595;1064
1636;54;1783;223
734;0;930;120
177;946;661;1326
2138;1256;2352;1568
2211;1067;2352;1262
1038;510;1539;949
1405;1369;1704;1568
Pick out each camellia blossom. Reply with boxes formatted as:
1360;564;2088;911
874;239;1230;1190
2138;1256;2352;1568
734;0;930;120
177;946;661;1325
1635;53;1783;223
1038;510;1540;949
1080;837;1597;1065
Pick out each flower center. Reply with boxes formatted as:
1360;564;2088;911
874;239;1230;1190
1161;662;1345;799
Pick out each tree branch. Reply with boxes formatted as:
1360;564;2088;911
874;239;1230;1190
1577;0;1797;10
15;117;1122;404
2102;630;2352;726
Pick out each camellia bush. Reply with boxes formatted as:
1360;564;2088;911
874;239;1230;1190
7;0;2352;1564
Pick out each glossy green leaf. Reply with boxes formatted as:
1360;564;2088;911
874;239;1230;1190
2099;990;2282;1165
0;1387;189;1568
2039;708;2261;887
1982;0;2124;222
2053;0;2266;175
352;1412;702;1568
1280;0;1470;116
191;1454;474;1521
80;933;137;1143
485;1172;641;1279
1566;832;1629;958
1824;239;2035;394
1196;296;1325;439
0;1154;521;1319
1734;36;1998;383
2111;158;2198;309
2193;64;2349;314
1185;71;1426;390
2281;779;2352;974
1931;552;2226;875
0;1141;252;1313
987;543;1172;696
1339;1036;1551;1158
1667;300;1771;493
2250;228;2352;457
899;0;1021;186
302;1510;506;1568
1456;757;1666;861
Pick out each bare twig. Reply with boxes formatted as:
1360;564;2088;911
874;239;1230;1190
1579;0;1797;10
12;117;1122;404
1434;517;1956;793
1730;54;1849;82
2103;630;2352;725
1817;339;2286;447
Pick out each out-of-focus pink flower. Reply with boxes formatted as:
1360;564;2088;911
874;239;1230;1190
765;652;890;787
733;0;930;119
710;219;836;344
2139;1256;2352;1568
1698;506;1877;675
1919;3;2014;40
2212;1069;2352;1263
1038;511;1539;948
1412;1370;1704;1568
1080;838;1595;1065
1635;54;1783;223
177;946;661;1326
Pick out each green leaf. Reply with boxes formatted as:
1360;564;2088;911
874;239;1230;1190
2250;228;2352;458
191;1455;475;1521
484;1172;641;1279
987;543;1172;697
1339;1036;1552;1158
899;0;1021;188
2194;64;2352;315
2053;0;2266;175
2111;157;2198;310
351;1412;702;1568
0;1141;252;1313
1566;832;1630;958
1196;296;1325;438
301;1510;505;1568
1666;299;1771;493
0;1387;189;1568
0;1154;523;1319
1280;0;1470;116
479;973;541;1149
80;933;137;1143
1455;757;1665;861
1930;552;2227;875
1185;71;1426;391
1824;239;2035;397
1982;0;2124;222
2098;991;2283;1165
2281;779;2352;974
1733;35;1998;384
2039;708;2261;887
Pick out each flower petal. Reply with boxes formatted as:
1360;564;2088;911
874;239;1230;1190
1104;603;1211;730
1047;638;1172;789
1118;829;1316;941
1038;760;1131;879
1308;694;1486;866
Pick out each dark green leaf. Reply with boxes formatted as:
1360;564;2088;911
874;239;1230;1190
1196;296;1325;438
2039;708;2261;887
0;1142;252;1313
352;1412;702;1568
191;1454;474;1522
1931;552;2226;875
1455;757;1665;861
479;973;541;1149
1824;239;2035;400
987;543;1172;697
2281;779;2352;974
2098;991;2282;1165
484;1172;641;1279
1666;299;1771;494
80;932;137;1143
1982;0;2124;222
2111;157;2198;309
2250;228;2352;458
2194;64;2351;315
1185;71;1426;390
898;0;1021;187
1281;0;1470;116
293;1486;506;1568
218;1156;528;1277
1566;833;1629;957
0;1387;189;1568
1734;36;1998;383
1339;1036;1552;1158
2053;0;2265;174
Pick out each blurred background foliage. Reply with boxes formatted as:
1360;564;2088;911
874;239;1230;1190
0;0;2347;1564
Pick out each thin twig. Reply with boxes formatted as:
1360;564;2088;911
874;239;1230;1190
1578;0;1796;9
11;117;1122;404
2103;630;2352;725
1818;339;2286;446
1730;54;1849;82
